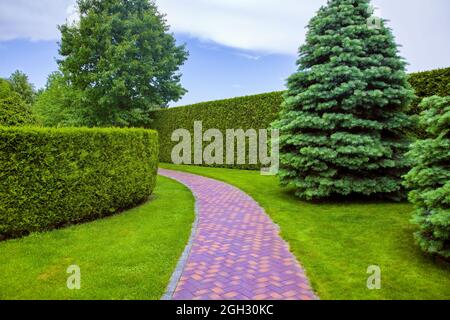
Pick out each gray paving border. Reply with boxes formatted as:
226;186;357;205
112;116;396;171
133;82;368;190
160;172;200;300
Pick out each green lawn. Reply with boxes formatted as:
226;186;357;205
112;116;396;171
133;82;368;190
0;175;195;300
160;163;450;300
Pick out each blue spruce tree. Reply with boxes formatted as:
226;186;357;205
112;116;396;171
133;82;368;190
274;0;414;200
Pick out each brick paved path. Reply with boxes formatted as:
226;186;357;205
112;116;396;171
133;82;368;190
159;168;317;300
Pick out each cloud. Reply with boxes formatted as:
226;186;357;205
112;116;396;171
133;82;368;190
1;0;449;69
157;0;323;55
0;0;75;41
234;53;262;60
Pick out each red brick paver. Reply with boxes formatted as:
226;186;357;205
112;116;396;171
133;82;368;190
159;168;317;300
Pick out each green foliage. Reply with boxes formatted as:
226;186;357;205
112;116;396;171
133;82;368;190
404;96;450;259
0;126;159;238
150;92;283;169
273;0;415;200
408;67;450;114
407;67;450;138
0;176;194;299
58;0;188;127
0;94;37;126
33;72;84;127
8;70;36;105
0;79;13;99
150;67;445;171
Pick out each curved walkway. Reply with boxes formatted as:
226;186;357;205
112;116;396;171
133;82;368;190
159;168;317;300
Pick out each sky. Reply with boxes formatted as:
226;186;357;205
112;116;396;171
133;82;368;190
0;0;449;106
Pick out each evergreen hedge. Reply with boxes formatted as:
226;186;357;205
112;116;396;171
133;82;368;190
0;127;159;238
150;67;448;169
408;67;450;115
407;67;450;138
150;91;282;169
404;96;450;259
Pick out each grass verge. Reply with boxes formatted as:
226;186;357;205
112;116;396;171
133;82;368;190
0;175;195;300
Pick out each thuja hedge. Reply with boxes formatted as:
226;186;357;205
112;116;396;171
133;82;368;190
150;91;282;169
0;95;37;126
0;126;159;238
150;68;448;169
408;67;450;115
407;67;450;138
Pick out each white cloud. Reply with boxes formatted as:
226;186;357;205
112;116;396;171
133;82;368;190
157;0;323;55
0;0;449;70
0;0;75;41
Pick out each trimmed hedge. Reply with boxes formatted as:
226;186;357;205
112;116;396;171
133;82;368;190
408;67;450;115
151;67;449;169
0;94;37;126
404;96;450;260
0;126;159;238
150;91;282;169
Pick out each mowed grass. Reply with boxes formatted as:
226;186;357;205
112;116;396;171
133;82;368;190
0;175;195;300
160;163;450;300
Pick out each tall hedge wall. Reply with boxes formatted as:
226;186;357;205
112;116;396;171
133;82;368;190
0;127;159;238
408;67;450;115
150;91;282;169
151;67;449;169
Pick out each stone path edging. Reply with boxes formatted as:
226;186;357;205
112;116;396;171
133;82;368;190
159;168;318;300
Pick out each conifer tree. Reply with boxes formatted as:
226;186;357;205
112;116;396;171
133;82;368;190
274;0;414;200
404;96;449;259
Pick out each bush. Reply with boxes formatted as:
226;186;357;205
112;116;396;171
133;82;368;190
407;67;450;138
408;67;450;115
150;92;282;169
404;96;450;259
0;94;37;126
0;127;159;238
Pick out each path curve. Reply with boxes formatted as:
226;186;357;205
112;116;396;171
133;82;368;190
159;168;317;300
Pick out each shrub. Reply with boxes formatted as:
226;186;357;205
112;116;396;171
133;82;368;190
407;67;450;138
404;96;450;259
150;91;282;169
408;67;450;115
0;127;159;238
0;94;37;126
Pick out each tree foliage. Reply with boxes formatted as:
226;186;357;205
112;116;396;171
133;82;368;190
404;96;450;259
33;72;83;127
0;93;37;126
274;0;414;200
8;70;36;105
58;0;188;127
0;79;14;100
